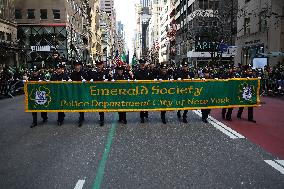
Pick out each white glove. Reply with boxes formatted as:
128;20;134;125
177;78;182;81
111;79;115;82
90;79;94;82
68;79;72;82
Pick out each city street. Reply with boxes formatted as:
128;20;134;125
0;95;284;189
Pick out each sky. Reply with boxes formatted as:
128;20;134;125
114;0;140;59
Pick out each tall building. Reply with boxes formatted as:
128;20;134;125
90;0;102;62
0;0;18;67
15;0;92;67
116;21;126;55
236;0;284;67
134;3;142;59
100;0;116;63
174;0;238;65
159;0;175;63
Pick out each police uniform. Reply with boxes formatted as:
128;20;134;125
70;61;87;127
157;64;171;124
221;68;234;121
237;67;256;123
30;67;48;128
51;63;68;126
174;61;190;123
88;61;111;126
114;66;128;124
134;59;150;123
201;68;211;123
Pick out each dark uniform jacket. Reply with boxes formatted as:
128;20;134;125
70;70;87;81
148;68;159;80
50;72;68;81
113;73;129;80
88;69;111;81
134;69;149;80
175;69;190;80
157;71;171;80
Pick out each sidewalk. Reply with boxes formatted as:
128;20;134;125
210;97;284;159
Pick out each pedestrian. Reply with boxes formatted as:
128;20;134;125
201;68;211;123
113;65;128;124
50;63;68;126
88;61;111;126
30;66;48;128
157;64;171;124
70;61;87;127
134;59;149;123
175;61;190;123
237;66;256;123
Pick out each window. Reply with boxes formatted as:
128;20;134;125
53;9;60;19
40;9;47;19
244;17;250;35
0;31;5;40
27;9;35;19
15;9;22;19
259;11;267;32
6;33;12;41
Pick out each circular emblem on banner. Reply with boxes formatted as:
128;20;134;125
29;86;52;108
238;82;255;103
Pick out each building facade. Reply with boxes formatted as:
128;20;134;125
0;0;18;67
100;0;116;65
159;0;175;63
90;0;102;62
236;0;284;67
15;0;91;67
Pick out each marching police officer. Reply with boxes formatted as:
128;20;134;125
70;61;87;127
51;63;68;126
201;68;211;123
113;65;128;124
134;59;149;123
237;66;256;123
175;61;190;123
30;66;48;128
88;61;111;126
221;67;234;121
157;64;171;124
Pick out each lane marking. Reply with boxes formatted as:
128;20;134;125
92;114;118;189
275;160;284;167
193;110;244;139
264;160;284;174
74;180;85;189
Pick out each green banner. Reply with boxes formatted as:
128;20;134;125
24;79;260;112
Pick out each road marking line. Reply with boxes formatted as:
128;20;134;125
264;160;284;174
92;114;118;189
74;180;85;189
275;160;284;167
193;110;244;139
208;116;245;139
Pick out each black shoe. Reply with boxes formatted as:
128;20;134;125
141;118;145;123
30;123;37;128
78;120;83;127
182;117;188;123
248;119;256;123
226;117;232;121
202;119;208;123
237;115;241;119
122;120;127;124
42;118;48;123
57;121;63;126
177;111;181;119
162;119;166;124
100;121;104;126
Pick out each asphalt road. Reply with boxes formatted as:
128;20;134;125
0;95;283;189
